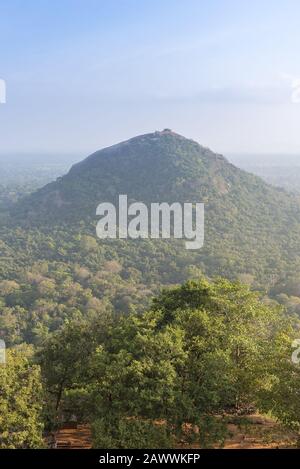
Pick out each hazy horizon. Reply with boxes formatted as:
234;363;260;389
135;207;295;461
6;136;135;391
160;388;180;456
2;147;300;169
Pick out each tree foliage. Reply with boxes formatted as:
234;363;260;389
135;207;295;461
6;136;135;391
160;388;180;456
38;278;299;448
0;347;44;448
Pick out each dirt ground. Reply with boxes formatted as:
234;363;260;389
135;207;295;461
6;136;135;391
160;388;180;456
217;414;297;449
51;415;297;449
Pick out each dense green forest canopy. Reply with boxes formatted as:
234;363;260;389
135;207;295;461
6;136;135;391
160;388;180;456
2;279;299;448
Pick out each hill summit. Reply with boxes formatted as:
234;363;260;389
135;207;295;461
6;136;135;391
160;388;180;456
13;130;245;222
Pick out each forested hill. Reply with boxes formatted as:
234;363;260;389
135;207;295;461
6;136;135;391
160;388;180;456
7;129;300;282
10;129;298;225
2;130;300;340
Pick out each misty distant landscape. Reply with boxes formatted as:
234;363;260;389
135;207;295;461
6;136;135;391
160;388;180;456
229;153;300;193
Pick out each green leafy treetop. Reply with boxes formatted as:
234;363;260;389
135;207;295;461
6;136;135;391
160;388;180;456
0;346;44;448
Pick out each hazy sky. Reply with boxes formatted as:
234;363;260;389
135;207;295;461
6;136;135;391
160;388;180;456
1;0;300;156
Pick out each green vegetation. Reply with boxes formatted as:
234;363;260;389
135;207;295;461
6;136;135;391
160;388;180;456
2;132;300;346
1;132;300;448
37;279;300;448
0;346;44;448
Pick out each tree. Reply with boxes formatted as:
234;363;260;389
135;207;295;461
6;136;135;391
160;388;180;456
0;346;44;448
89;278;293;448
90;310;186;448
256;329;300;443
38;313;112;427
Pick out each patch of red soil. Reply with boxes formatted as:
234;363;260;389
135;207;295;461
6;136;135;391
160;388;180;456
50;415;297;449
54;424;92;449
